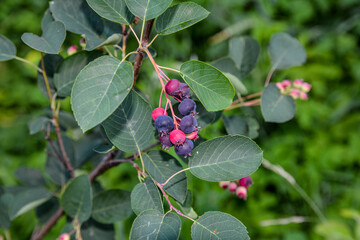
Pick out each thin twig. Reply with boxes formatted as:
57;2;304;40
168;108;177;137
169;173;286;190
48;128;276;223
265;68;275;87
15;56;43;72
262;159;327;222
129;25;141;45
260;216;312;226
160;168;190;187
157;65;180;73
30;208;64;240
224;98;261;111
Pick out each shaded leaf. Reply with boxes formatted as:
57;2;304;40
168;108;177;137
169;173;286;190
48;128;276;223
102;90;154;152
229;37;260;77
61;175;92;223
143;151;187;203
0;194;12;229
92;189;132;224
81;218;115;240
223;115;248;136
21;21;66;54
131;177;163;215
86;0;134;24
10;188;52;220
74;132;104;168
191;211;249;240
71;56;133;132
28;116;49;135
268;32;306;70
261;83;296;123
156;2;209;35
37;54;63;99
189;135;263;181
125;0;172;20
130;210;181;240
36;197;60;224
0;34;16;61
180;60;235;111
54;51;103;97
177;190;197;219
41;9;55;31
14;167;46;187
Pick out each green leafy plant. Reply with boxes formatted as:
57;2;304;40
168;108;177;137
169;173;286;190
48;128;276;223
0;0;311;239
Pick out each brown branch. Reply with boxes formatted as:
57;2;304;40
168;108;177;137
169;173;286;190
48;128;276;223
31;208;64;240
133;19;155;85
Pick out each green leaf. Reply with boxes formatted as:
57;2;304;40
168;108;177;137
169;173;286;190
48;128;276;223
102;90;154;152
36;197;60;224
37;54;63;99
261;83;296;123
81;219;115;240
50;0;109;51
41;9;54;31
92;189;132;224
191;211;249;240
143;151;187;203
130;210;181;240
180;60;235;111
155;2;209;35
131;177;163;215
28;116;49;135
223;115;248;137
0;194;12;229
14;167;46;187
176;190;197;219
45;135;75;186
86;0;134;24
0;34;16;61
229;37;260;77
61;175;92;223
315;220;353;240
54;51;103;97
246;117;259;139
224;73;248;95
125;0;172;20
189;135;263;182
21;21;66;54
268;32;306;70
10;188;52;220
71;56;133;132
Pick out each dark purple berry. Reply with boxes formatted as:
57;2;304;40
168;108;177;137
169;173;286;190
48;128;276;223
180;115;197;134
178;99;196;116
173;83;190;100
155;115;174;133
165;79;180;96
175;138;194;156
159;133;173;149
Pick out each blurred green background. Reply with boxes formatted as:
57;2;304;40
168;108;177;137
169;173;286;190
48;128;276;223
1;0;360;239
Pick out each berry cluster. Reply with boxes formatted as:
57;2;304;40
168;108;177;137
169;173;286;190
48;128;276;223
276;79;312;100
219;176;253;200
153;79;199;157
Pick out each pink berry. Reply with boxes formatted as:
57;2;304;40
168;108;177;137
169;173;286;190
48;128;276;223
239;176;253;188
228;182;237;193
79;38;86;48
186;131;198;140
57;233;70;240
219;181;230;189
67;45;78;55
293;79;304;88
236;186;247;200
276;82;286;92
169;129;186;145
290;90;300;99
165;79;180;96
302;82;312;92
282;80;292;87
299;92;308;100
152;108;167;121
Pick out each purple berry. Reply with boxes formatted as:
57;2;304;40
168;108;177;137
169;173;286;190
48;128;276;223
178;99;196;116
159;133;173;149
174;138;194;156
155;115;174;133
173;83;190;100
180;115;197;134
165;79;180;96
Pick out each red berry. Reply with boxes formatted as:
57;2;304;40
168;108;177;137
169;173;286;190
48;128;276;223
165;79;180;96
239;176;253;188
236;186;247;200
169;129;186;145
152;108;167;121
186;131;198;140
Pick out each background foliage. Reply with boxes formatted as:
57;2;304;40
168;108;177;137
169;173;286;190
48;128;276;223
0;0;359;239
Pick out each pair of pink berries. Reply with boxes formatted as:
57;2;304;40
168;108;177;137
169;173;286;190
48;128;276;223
219;176;253;200
276;79;311;100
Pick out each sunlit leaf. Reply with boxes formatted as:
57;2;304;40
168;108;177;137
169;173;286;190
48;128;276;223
125;0;172;20
86;0;134;24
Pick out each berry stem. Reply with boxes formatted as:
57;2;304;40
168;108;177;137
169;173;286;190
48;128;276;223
225;98;261;111
159;89;164;108
160;167;190;187
158;65;180;73
265;67;275;87
143;48;179;129
157;67;170;81
14;56;43;72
